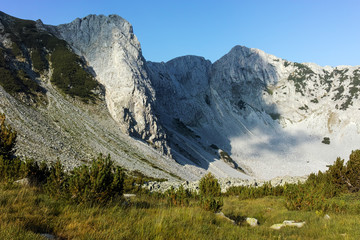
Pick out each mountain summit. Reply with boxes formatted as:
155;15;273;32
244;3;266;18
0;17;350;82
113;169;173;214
1;12;359;180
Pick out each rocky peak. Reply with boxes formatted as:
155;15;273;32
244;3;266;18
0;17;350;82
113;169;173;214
48;14;169;154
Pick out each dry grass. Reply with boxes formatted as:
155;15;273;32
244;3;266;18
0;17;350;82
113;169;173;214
0;185;360;239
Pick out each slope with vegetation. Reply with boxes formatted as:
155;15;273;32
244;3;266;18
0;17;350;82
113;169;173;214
0;11;100;103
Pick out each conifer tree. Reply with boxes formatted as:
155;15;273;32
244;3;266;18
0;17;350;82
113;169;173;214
199;173;223;212
345;150;360;192
0;113;17;159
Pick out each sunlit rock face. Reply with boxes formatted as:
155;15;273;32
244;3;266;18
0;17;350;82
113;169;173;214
49;14;169;154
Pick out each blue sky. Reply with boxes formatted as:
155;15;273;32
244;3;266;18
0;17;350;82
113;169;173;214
2;0;360;66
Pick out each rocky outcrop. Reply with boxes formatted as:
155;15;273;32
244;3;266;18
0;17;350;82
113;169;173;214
148;44;360;179
48;15;169;154
144;175;308;193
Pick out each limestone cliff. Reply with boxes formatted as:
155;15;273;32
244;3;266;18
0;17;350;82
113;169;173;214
47;15;169;154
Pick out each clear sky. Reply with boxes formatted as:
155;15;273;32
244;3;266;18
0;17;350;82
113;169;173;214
2;0;360;66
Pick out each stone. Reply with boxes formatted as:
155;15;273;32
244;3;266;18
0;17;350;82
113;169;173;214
215;212;236;225
246;217;258;227
270;223;284;230
283;220;305;228
14;178;30;186
324;214;331;220
40;233;56;239
270;220;305;230
123;194;136;198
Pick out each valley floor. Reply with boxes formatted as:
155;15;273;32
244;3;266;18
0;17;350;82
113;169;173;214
1;184;360;240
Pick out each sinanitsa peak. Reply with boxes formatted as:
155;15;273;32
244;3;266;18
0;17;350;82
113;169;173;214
1;11;360;181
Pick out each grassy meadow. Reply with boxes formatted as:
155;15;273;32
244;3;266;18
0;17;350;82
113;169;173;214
1;183;360;239
1;113;360;239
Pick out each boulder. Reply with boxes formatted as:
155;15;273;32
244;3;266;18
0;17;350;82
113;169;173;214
270;220;305;230
246;217;259;227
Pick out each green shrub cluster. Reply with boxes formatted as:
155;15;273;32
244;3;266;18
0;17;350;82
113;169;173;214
285;151;360;211
199;173;223;212
165;185;193;207
0;114;126;204
30;48;47;72
45;154;125;205
322;137;330;144
50;45;99;102
2;17;99;102
0;113;17;159
223;150;360;213
123;170;166;194
0;114;47;183
0;48;45;96
225;182;285;199
287;63;315;96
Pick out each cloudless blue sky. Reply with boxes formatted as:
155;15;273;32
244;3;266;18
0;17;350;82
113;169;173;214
2;0;360;66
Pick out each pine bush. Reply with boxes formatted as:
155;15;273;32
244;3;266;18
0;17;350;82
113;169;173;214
45;160;69;199
199;173;223;212
0;113;17;159
68;154;125;205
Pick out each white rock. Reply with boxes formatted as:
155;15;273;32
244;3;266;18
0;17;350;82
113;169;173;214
14;178;30;186
283;220;306;228
270;223;284;230
51;14;170;154
246;217;258;227
271;220;305;230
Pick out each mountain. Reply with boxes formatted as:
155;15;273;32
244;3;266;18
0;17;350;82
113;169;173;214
0;11;359;180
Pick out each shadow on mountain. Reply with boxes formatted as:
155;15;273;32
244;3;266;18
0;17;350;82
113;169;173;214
147;46;319;178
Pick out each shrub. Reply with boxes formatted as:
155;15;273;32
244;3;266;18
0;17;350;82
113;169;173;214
199;173;221;197
225;182;285;199
284;150;360;211
123;170;166;194
45;160;69;199
284;181;329;211
0;49;45;97
0;113;17;159
165;185;192;207
345;150;360;192
200;196;223;212
326;158;347;195
30;48;47;72
67;154;125;205
199;173;223;212
23;159;50;186
50;44;99;102
0;156;23;182
3;17;98;102
322;137;330;144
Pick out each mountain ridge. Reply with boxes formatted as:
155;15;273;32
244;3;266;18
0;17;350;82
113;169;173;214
1;12;360;180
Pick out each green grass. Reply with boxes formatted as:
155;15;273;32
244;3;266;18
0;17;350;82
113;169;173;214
1;184;360;239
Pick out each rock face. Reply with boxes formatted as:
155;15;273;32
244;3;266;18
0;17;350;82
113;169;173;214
48;15;169;153
147;45;360;179
0;11;194;181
